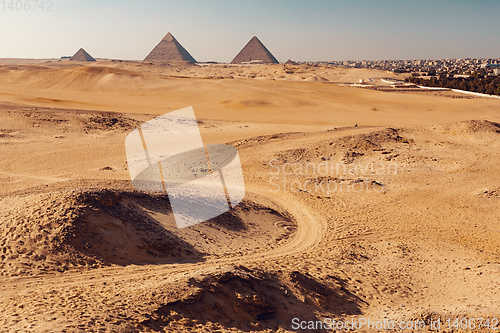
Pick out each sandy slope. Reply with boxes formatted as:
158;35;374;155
0;61;499;332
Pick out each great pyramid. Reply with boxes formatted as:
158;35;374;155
70;48;96;61
231;36;279;64
144;32;196;63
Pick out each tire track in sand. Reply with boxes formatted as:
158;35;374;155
0;186;325;294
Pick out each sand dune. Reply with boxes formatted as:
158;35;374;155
0;186;297;277
0;61;499;128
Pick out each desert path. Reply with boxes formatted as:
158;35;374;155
0;125;388;295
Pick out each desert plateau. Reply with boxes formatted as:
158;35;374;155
0;56;498;333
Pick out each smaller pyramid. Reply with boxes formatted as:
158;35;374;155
231;36;279;64
144;32;196;63
70;48;96;61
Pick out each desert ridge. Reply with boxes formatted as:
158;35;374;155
0;60;499;127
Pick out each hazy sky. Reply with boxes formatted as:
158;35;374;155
1;0;499;62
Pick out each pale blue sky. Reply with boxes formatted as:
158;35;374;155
1;0;499;62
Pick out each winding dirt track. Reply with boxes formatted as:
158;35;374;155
0;185;325;296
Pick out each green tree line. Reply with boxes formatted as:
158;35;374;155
406;72;500;96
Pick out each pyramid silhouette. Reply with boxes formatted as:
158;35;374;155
70;48;96;61
144;32;196;63
231;36;279;64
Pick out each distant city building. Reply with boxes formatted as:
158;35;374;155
327;57;500;77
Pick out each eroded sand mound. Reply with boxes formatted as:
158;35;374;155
0;189;296;277
271;127;414;165
437;119;500;135
337;128;414;149
5;107;141;134
138;265;362;332
0;190;193;276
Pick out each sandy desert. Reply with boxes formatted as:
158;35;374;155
0;58;499;332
